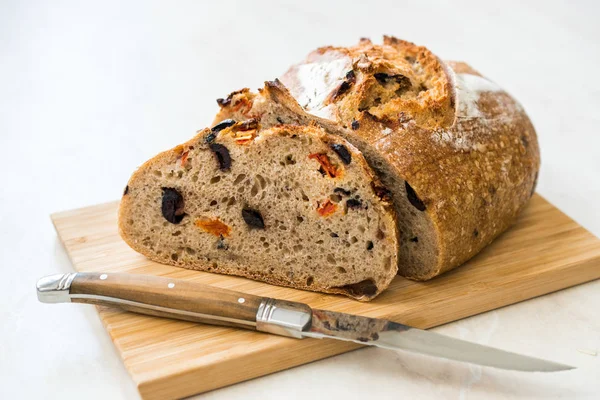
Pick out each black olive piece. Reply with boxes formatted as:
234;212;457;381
405;181;426;211
330;144;352;165
351;120;360;130
239;118;258;131
205;132;216;143
334;187;352;196
374;73;390;84
317;166;326;177
334;81;352;99
216;98;230;107
242;208;265;229
409;236;419;243
366;241;374;250
346;198;363;210
123;185;129;195
330;232;339;238
161;187;185;224
374;73;410;89
331;70;356;101
395;75;412;87
211;119;236;133
276;117;285;124
209;143;232;171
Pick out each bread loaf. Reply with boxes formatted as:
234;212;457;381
120;36;539;299
119;120;399;300
217;36;540;280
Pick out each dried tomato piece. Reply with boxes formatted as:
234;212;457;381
346;198;363;210
180;151;189;167
195;218;231;237
330;144;351;165
308;153;340;178
317;200;338;217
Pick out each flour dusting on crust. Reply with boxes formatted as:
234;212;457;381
454;73;502;119
293;55;352;119
432;72;507;150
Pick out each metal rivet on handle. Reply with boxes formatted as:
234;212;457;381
238;298;245;304
168;283;175;289
100;274;108;280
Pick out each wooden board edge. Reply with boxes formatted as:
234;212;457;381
136;338;359;400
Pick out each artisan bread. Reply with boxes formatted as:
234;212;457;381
119;121;398;300
217;36;540;280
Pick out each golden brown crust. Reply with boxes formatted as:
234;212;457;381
280;37;455;131
264;37;539;279
284;37;540;279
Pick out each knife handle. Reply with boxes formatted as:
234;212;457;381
36;272;312;338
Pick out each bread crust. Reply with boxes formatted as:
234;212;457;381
216;37;539;280
279;37;540;279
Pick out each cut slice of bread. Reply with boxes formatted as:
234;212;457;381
119;122;398;300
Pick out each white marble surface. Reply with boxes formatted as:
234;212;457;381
1;0;599;398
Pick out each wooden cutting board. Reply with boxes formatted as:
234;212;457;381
51;194;600;400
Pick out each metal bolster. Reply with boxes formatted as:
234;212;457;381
255;298;312;339
36;273;78;303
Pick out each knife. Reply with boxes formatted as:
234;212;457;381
36;272;574;372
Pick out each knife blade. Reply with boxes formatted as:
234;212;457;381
36;272;574;372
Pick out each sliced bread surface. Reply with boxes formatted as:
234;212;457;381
119;122;398;300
